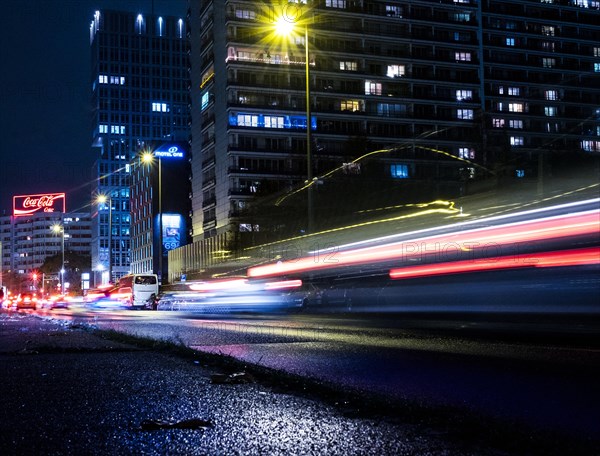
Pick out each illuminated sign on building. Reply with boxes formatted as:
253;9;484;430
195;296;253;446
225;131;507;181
161;213;183;251
154;144;185;159
13;192;66;217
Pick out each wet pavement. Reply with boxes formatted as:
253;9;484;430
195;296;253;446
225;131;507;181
0;311;596;455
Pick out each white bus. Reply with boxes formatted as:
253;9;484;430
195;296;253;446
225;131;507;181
111;274;159;309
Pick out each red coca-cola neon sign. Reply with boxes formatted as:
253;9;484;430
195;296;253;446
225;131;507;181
13;193;66;217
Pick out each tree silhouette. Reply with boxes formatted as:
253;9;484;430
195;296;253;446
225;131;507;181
39;251;91;295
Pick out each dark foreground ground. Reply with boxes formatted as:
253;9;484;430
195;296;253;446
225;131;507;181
0;311;597;456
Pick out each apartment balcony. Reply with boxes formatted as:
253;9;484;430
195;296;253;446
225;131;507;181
202;197;216;209
228;188;255;197
202;156;215;168
201;113;215;129
228;166;300;177
228;144;298;155
202;218;216;231
202;178;216;191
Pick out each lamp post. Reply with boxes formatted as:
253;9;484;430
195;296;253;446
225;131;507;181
96;194;112;283
275;12;313;232
142;152;162;279
51;223;65;295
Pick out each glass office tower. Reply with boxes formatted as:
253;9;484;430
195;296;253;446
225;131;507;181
89;10;189;283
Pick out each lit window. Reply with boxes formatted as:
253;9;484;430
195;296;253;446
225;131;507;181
508;103;523;112
594;63;600;73
510;136;524;146
136;14;144;34
377;103;407;117
456;90;473;101
391;164;409;178
386;5;403;17
506;37;515;46
498;86;504;95
365;81;382;95
99;75;108;84
178;19;184;38
508;87;520;96
326;0;347;8
509;120;523;129
594;47;600;57
236;51;252;61
544;106;557;116
152;102;169;112
581;140;600;151
454;12;470;21
341;100;361;112
571;0;590;7
264;116;285;128
455;52;472;61
386;64;405;78
201;92;209;110
458;148;475;159
340;61;357;71
542;41;555;52
545;90;558;101
457;109;474;120
235;9;256;19
542;58;556;68
237;114;259;127
110;125;125;135
541;25;555;36
492;118;505;128
99;124;108;133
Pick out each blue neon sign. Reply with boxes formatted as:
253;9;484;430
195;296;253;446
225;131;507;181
154;143;185;159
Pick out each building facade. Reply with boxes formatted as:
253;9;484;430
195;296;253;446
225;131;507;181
0;211;92;291
89;9;190;284
130;142;191;282
188;0;599;244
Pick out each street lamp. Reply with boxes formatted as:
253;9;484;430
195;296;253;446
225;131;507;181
274;10;314;232
96;194;112;283
51;223;65;295
142;151;163;279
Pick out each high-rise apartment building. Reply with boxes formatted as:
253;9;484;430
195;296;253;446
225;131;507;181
187;0;599;245
0;210;91;292
89;10;190;283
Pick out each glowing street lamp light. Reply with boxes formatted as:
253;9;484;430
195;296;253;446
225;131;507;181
51;223;65;295
274;9;314;233
96;193;112;283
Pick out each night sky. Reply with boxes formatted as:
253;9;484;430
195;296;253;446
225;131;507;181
0;0;187;215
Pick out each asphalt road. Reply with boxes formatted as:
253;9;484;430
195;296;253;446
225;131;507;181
28;301;600;453
1;311;501;455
